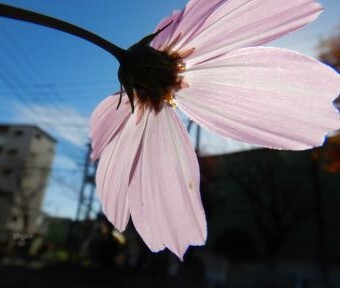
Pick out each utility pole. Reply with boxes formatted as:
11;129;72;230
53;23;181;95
187;119;201;154
195;123;201;156
68;144;97;261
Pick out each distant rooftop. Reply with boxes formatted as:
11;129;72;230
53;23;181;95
0;124;57;143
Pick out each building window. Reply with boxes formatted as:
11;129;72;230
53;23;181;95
29;152;37;160
0;126;9;134
2;168;13;176
11;215;18;223
36;133;41;140
14;130;24;137
0;145;3;154
8;149;18;156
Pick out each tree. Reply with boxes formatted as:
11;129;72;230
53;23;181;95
318;28;340;73
318;28;340;110
200;150;317;260
227;151;316;259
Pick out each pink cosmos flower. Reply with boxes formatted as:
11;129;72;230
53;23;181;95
90;0;339;259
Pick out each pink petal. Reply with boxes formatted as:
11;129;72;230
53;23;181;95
95;111;148;232
176;47;339;150
128;107;207;260
152;0;224;51
90;93;130;160
181;0;322;67
152;10;182;50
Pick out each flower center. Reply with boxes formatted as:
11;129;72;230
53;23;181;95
116;22;194;113
132;46;186;111
118;46;189;113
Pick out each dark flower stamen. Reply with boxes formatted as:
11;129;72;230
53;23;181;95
117;22;191;113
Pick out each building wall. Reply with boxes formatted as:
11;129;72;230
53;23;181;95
0;125;55;239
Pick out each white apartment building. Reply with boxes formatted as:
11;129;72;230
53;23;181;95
0;124;56;241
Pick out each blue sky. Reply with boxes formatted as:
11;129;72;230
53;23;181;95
0;0;339;218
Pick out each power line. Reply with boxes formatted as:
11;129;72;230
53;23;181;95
0;25;90;128
0;25;93;212
0;32;87;163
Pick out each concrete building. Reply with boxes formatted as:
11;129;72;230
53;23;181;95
0;124;56;241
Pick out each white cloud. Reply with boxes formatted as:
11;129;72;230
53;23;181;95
53;154;80;170
12;103;89;147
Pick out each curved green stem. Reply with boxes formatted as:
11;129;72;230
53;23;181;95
0;3;126;61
